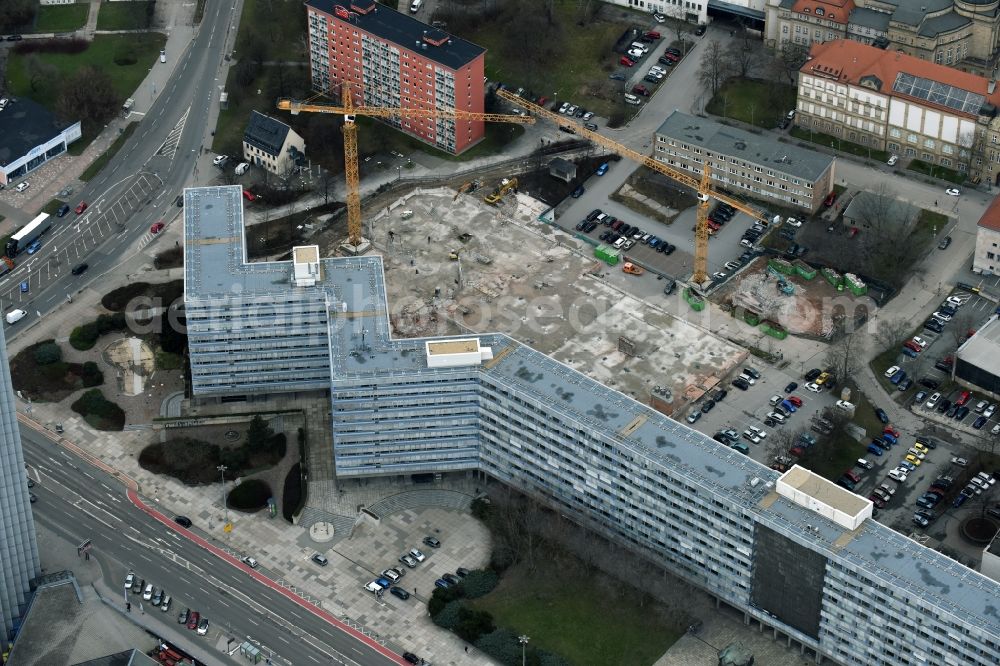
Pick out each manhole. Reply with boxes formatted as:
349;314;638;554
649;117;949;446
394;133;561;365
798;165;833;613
225;430;240;441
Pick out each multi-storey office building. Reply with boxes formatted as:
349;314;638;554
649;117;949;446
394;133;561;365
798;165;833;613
653;110;835;212
0;324;41;639
797;39;1000;179
304;0;486;155
185;186;1000;665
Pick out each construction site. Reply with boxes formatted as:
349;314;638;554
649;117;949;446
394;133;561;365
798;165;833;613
312;184;747;413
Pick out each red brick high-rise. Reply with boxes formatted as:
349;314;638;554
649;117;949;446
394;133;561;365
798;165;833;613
305;0;486;154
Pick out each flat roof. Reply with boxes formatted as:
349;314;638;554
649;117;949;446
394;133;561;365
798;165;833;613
655;110;834;182
294;245;320;263
306;0;485;71
0;97;77;168
427;339;479;355
956;315;1000;372
186;185;1000;636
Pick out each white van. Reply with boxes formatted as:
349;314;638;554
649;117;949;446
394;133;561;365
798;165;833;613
5;309;26;325
409;0;422;12
234;162;249;176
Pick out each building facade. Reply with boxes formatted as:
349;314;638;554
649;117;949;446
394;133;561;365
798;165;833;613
765;0;1000;73
242;111;306;177
796;40;1000;175
304;0;486;155
654;110;835;212
954;314;1000;398
0;98;81;187
974;194;1000;274
184;184;1000;665
0;324;41;639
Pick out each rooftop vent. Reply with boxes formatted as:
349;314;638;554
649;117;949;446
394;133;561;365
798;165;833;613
734;141;747;150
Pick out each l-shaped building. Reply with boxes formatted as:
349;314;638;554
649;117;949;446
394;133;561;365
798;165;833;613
183;185;1000;666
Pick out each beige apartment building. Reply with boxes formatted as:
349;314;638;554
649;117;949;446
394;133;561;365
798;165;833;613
654;111;836;212
796;40;1000;178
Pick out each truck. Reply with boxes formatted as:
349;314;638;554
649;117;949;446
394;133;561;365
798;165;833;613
122;98;135;116
622;262;644;275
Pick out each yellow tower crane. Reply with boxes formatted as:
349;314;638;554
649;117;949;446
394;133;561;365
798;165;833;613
495;89;767;285
277;89;535;251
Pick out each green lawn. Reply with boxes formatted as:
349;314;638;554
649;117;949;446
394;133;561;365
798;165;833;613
907;159;966;184
36;3;90;32
706;78;796;129
473;563;684;666
798;381;882;480
7;34;167;109
789;126;891;162
80;122;140;181
237;0;308;62
96;1;155;30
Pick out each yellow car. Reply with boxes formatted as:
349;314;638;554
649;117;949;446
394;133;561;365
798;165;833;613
905;454;923;467
815;372;830;386
913;442;929;454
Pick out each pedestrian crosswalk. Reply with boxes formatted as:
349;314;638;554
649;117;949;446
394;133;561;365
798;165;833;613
156;108;190;159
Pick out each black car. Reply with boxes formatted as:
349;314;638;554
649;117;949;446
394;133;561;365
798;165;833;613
423;536;441;548
663;243;676;255
6;35;23;42
938;236;952;249
934;359;953;372
695;25;706;35
874;407;889;424
732;377;750;390
587;209;602;221
924;319;944;332
442;573;461;585
946;404;959;418
936;398;951;413
57;204;71;217
175;195;184;207
784;382;797;393
174;516;192;528
701;399;715;413
390;586;411;600
919;377;940;389
779;229;796;240
955;405;970;420
456;567;470;577
402;654;420;665
712;389;728;402
71;263;89;276
805;368;822;381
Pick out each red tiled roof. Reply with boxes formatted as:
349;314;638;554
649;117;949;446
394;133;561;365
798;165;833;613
978;195;1000;232
791;0;854;25
803;40;1000;114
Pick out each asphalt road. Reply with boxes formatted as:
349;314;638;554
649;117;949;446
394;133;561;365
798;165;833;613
23;424;400;666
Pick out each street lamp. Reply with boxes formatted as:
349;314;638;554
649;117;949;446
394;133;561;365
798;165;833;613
518;635;529;666
217;464;228;525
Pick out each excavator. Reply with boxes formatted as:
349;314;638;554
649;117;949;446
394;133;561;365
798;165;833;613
484;177;518;205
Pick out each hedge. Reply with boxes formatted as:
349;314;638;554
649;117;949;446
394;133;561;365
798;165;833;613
70;388;125;430
69;312;129;350
228;479;271;512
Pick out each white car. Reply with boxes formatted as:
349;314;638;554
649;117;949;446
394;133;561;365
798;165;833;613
565;105;578;116
724;261;741;271
888;469;908;483
766;411;785;423
743;430;762;444
747;425;767;440
856;458;874;470
649;65;667;75
558;102;570;114
408;548;426;562
143;583;154;600
124;572;135;589
5;309;27;325
624;93;641;106
887;155;898;166
627;48;644;59
769;394;783;406
364;580;386;593
945;187;961;196
241;556;259;568
884;365;900;378
945;295;964;307
931;311;952;322
381;568;402;582
805;382;822;393
712;271;727;281
906;448;926;460
212;154;228;166
0;97;8;110
785;217;802;227
653;12;666;22
925;392;941;408
911;336;928;349
15;182;29;192
993;423;1000;436
836;399;854;410
951;457;968;467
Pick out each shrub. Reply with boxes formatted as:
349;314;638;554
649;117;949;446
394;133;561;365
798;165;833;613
227;479;272;512
155;350;182;370
102;282;151;311
432;600;465;631
455;607;494;643
281;463;304;522
471;497;492;521
34;342;62;365
428;584;464;617
70;389;125;430
459;569;499;599
159;312;186;353
475;628;522;665
139;438;222;485
81;361;104;387
489;545;515;573
154;246;183;269
70;322;100;350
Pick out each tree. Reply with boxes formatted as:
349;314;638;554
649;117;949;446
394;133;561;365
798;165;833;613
23;54;57;94
698;40;731;97
246;414;273;453
873;317;912;354
34;341;62;366
770;41;810;86
0;0;35;31
850;183;921;280
725;30;759;79
56;66;119;134
824;326;864;381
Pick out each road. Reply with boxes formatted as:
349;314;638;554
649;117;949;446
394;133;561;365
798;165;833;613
23;423;401;666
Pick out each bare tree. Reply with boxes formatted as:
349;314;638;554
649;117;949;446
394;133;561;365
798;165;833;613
698;39;731;97
946;310;979;349
824;326;864;381
769;41;810;86
850;183;921;279
725;30;759;78
673;21;692;55
874;317;913;353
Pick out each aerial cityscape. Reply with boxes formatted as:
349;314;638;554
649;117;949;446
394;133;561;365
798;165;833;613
2;0;1000;665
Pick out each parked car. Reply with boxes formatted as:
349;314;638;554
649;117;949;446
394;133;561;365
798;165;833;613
874;407;889;424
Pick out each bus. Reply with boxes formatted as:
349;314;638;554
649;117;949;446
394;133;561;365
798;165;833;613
6;213;51;258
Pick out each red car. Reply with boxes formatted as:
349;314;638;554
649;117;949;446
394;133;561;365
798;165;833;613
242;190;255;202
823;191;837;207
150;221;165;234
955;390;971;407
187;610;200;630
883;426;900;438
75;201;88;215
632;84;650;97
707;219;722;231
620;56;635;67
788;396;803;407
789;446;805;457
868;494;887;509
903;340;921;353
644;31;661;39
662;52;680;62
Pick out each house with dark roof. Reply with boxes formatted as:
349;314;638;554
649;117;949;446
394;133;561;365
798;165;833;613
242;111;306;177
797;40;1000;175
0;97;80;187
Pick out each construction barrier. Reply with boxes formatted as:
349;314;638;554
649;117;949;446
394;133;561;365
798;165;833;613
793;259;816;280
684;287;706;312
768;258;795;275
760;320;789;340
